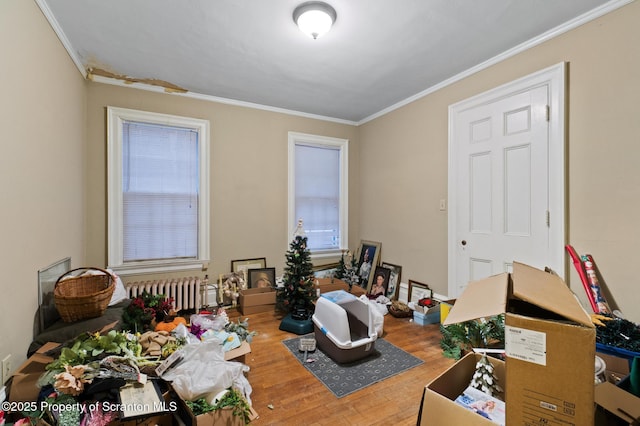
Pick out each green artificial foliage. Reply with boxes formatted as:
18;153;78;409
439;315;505;359
275;234;317;319
186;388;252;423
225;317;258;343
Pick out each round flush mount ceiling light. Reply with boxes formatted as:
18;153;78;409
293;1;337;39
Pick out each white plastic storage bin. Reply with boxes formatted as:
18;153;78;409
312;290;377;363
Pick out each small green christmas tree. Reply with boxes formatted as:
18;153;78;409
276;219;318;320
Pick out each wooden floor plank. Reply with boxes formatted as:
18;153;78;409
227;308;455;425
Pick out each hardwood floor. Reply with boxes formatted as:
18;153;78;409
226;308;456;425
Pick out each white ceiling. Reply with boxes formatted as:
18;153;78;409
38;0;625;124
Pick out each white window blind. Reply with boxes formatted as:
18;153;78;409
107;106;210;275
122;121;199;261
288;131;348;256
295;144;340;251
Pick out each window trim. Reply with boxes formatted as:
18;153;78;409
107;106;210;275
288;131;348;259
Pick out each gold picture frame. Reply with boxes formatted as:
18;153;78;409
231;257;267;275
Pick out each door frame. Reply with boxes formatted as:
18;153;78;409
447;62;566;297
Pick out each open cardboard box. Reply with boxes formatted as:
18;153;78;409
186;406;259;426
173;388;259;426
440;262;595;425
224;340;251;363
594;380;640;425
9;342;60;403
238;287;276;315
419;352;505;425
413;302;441;325
10;322;120;403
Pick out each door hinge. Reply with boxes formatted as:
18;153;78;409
545;105;550;122
546;210;550;227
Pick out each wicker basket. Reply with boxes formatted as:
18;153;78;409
388;301;413;318
54;267;115;322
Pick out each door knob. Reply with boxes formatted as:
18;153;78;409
461;240;467;246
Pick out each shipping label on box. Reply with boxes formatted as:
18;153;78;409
504;325;546;365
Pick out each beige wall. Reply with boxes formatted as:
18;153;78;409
0;0;86;369
84;84;360;282
360;1;640;322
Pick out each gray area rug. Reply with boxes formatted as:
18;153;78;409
282;334;424;398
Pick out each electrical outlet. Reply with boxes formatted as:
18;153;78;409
2;355;11;384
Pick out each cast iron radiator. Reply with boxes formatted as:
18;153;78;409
125;276;202;311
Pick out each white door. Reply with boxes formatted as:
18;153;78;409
448;64;566;297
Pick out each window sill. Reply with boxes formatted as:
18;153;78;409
109;260;208;277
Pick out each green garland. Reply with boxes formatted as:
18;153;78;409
440;315;505;359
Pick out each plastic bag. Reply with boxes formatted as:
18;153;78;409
190;312;228;331
161;340;252;404
358;295;385;337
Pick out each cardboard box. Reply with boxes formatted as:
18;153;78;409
413;304;441;325
316;278;366;296
9;342;60;402
224;341;251;363
594;381;640;425
175;391;259;426
443;262;596;426
597;352;631;384
238;287;276;315
419;352;506;425
116;414;174;426
189;406;259;426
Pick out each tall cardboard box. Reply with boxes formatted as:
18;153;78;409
443;262;595;426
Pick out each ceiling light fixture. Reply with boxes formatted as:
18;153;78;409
293;1;337;40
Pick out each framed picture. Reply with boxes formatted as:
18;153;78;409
37;257;71;336
231;257;267;276
381;262;402;300
408;280;433;304
356;240;381;290
313;262;340;279
248;267;276;289
368;266;391;296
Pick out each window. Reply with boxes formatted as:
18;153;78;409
107;107;210;274
288;132;348;257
